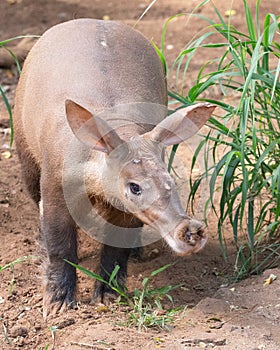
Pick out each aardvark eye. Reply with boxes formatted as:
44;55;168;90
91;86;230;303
129;182;142;196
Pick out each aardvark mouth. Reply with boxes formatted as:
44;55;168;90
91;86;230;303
163;219;208;256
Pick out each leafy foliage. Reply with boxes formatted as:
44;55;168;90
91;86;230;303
66;260;182;332
0;36;26;147
158;0;280;277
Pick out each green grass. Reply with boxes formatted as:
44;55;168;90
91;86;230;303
0;35;37;147
66;260;183;332
0;84;13;148
0;256;39;347
124;264;183;332
0;36;23;147
156;0;280;278
0;255;38;294
0;317;11;347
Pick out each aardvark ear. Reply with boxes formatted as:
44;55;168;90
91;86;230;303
145;103;216;146
65;99;123;153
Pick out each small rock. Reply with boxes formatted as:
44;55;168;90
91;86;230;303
2;150;12;159
57;12;67;20
1;85;10;93
57;318;75;329
10;325;28;338
7;0;22;4
225;9;237;17
148;248;160;259
96;304;110;313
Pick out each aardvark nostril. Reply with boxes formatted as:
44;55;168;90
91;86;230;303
185;229;196;246
185;229;192;240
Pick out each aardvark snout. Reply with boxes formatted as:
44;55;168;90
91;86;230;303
164;218;207;256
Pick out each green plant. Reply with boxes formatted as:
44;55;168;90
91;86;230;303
0;256;38;293
0;35;37;147
0;317;11;347
0;82;13;148
66;260;182;332
0;36;24;147
158;0;280;278
125;264;183;332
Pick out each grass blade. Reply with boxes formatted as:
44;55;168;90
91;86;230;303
0;85;14;148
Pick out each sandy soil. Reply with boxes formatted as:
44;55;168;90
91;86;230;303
0;0;280;349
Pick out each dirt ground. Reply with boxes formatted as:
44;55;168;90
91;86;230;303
0;0;280;349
